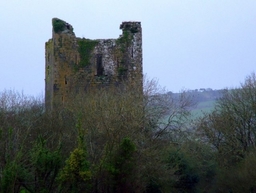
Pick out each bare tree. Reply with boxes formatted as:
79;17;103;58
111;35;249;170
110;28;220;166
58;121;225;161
197;73;256;165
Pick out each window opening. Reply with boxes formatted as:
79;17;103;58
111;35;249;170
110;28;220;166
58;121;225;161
96;54;103;76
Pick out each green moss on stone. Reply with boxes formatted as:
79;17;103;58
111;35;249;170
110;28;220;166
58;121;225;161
52;19;66;33
77;38;99;69
116;30;133;56
118;66;128;76
117;31;132;45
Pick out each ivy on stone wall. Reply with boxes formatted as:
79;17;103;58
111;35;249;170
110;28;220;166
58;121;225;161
52;19;66;33
77;38;99;70
116;30;132;49
117;66;128;76
116;30;133;77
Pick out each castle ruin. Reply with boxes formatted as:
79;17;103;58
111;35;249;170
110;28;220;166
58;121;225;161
45;18;143;110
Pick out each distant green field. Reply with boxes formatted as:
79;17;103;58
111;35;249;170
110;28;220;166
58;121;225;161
167;89;222;120
190;100;216;118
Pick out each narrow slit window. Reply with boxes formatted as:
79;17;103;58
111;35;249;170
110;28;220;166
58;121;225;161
96;54;103;76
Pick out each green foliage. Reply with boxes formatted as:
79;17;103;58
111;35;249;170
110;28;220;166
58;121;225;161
195;73;256;191
167;149;199;192
4;72;256;192
213;153;256;192
100;137;137;193
58;118;92;192
116;30;132;53
59;148;91;189
145;179;162;193
29;136;62;192
1;162;19;192
197;73;256;167
31;137;62;172
115;30;133;79
116;30;132;48
113;137;136;175
19;190;28;193
77;38;98;69
0;135;63;193
117;66;128;76
117;30;132;44
0;81;196;193
0;157;28;192
52;19;66;33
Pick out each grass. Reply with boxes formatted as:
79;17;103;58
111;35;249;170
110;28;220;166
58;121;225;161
190;100;216;119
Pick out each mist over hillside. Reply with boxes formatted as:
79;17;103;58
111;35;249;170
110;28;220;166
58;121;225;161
170;88;223;102
169;89;224;117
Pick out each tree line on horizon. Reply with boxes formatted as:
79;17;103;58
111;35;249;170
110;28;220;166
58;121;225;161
1;74;256;193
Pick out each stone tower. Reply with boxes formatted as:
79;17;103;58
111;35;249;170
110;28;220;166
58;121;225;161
45;18;143;111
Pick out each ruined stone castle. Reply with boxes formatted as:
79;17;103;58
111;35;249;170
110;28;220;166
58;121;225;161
45;18;143;110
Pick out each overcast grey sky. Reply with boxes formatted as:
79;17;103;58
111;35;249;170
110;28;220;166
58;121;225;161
1;0;256;96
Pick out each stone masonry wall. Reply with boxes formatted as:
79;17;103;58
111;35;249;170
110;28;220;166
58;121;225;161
45;18;142;111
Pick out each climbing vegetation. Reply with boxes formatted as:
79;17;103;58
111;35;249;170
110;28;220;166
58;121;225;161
52;19;66;33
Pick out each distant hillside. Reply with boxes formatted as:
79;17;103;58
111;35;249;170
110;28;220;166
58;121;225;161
170;89;224;118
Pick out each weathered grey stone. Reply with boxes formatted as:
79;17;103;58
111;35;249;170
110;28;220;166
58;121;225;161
45;18;143;111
